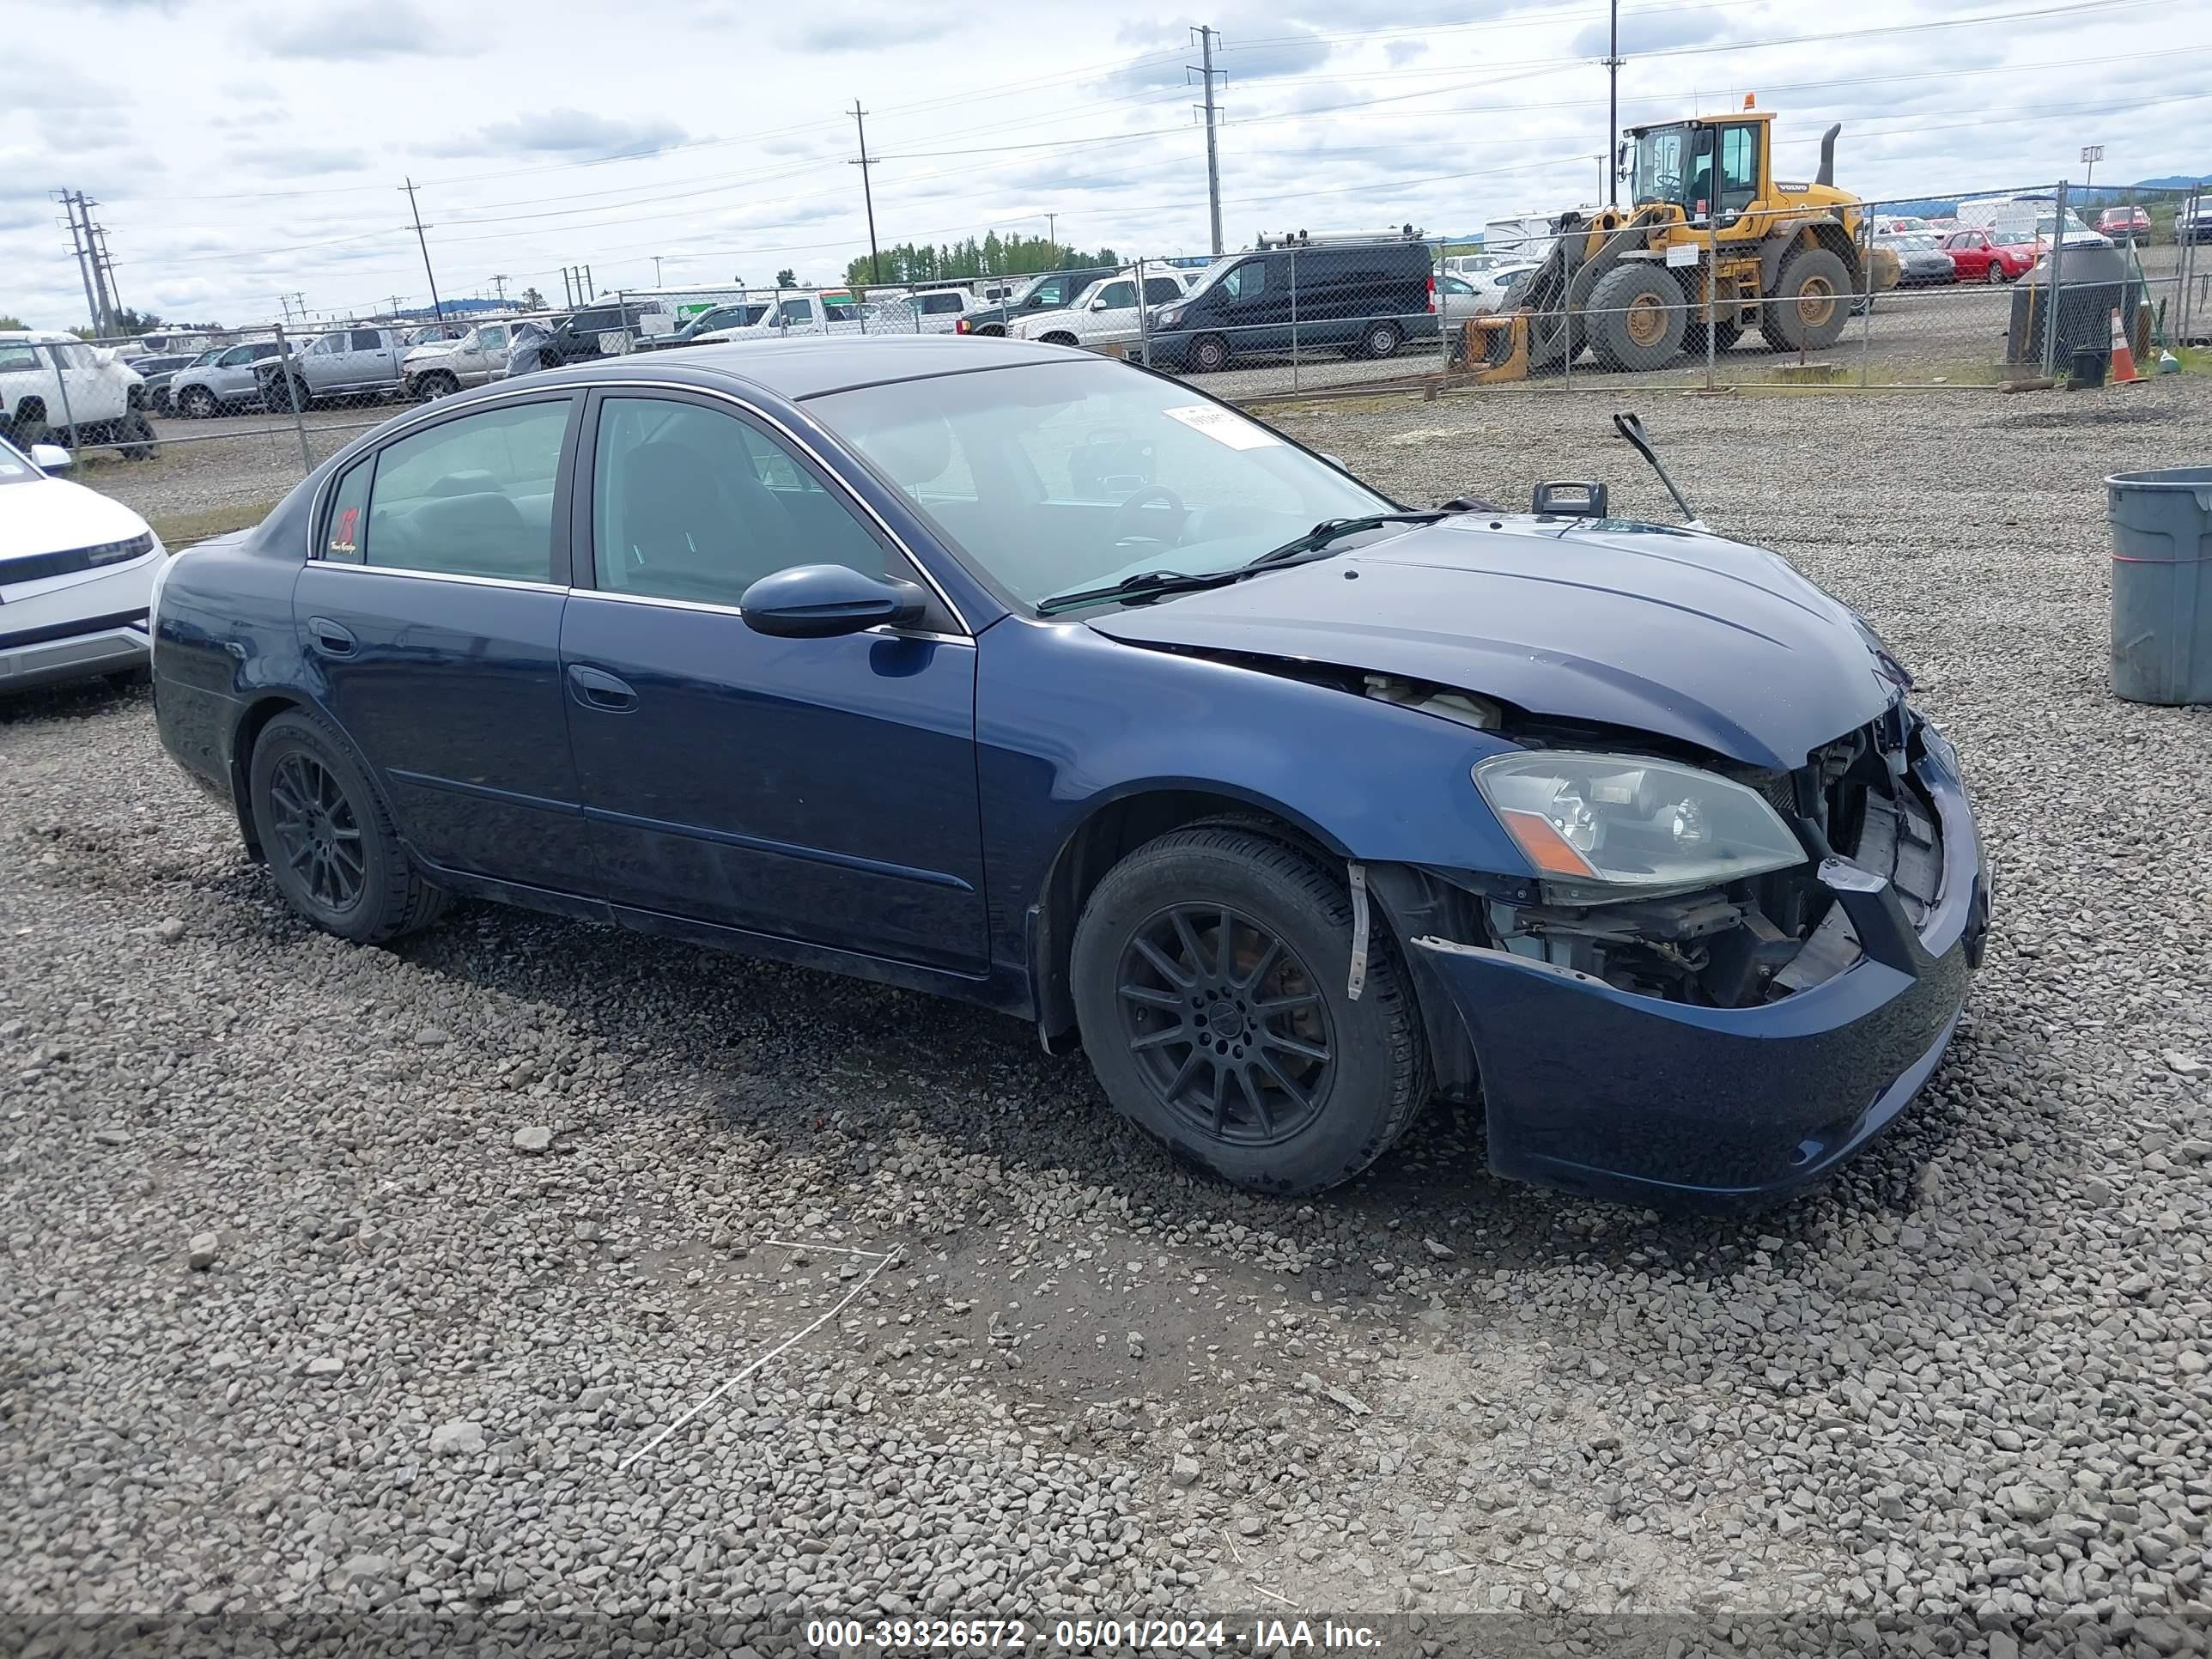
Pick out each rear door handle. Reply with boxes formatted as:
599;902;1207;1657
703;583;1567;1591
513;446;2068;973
307;617;356;657
566;663;636;712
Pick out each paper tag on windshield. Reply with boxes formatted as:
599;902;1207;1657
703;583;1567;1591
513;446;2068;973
1163;404;1280;450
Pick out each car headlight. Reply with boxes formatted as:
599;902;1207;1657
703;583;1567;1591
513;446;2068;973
1157;305;1188;328
1474;751;1805;904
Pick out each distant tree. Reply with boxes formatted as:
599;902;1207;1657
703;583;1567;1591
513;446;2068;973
842;234;1115;288
0;315;24;330
776;268;797;288
520;286;544;310
110;307;163;336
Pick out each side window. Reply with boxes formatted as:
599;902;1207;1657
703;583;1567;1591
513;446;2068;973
1222;261;1266;300
920;292;963;314
1717;125;1759;210
1031;279;1066;308
0;343;42;374
252;343;283;361
1142;276;1182;304
356;399;571;581
352;330;385;351
777;298;813;325
1095;281;1135;308
479;325;507;350
324;458;373;563
590;396;894;607
217;346;252;367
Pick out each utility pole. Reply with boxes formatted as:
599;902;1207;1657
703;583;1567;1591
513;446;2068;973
67;193;118;337
849;101;883;284
1605;0;1622;206
582;264;593;300
1189;27;1225;258
401;177;446;321
652;255;665;285
491;273;508;303
91;216;125;324
1046;212;1057;252
55;191;101;336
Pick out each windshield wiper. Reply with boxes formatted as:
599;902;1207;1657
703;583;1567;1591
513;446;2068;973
1243;510;1455;570
1036;568;1243;616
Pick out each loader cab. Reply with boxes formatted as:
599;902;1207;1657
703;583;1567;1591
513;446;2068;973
1627;114;1769;228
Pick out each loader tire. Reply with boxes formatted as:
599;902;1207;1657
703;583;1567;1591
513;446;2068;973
1587;266;1687;373
1760;246;1851;353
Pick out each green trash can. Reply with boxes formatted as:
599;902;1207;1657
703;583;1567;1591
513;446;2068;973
2111;466;2212;705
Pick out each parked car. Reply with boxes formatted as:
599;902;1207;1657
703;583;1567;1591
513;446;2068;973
2096;205;2152;239
0;432;165;692
403;321;544;398
404;321;472;347
147;336;1990;1206
523;303;652;368
894;288;993;335
2180;200;2212;244
171;340;286;417
955;267;1120;337
1939;227;2036;284
0;331;155;456
125;352;198;415
1148;235;1441;373
257;327;413;411
632;302;773;351
1878;231;1956;288
687;292;901;343
1009;270;1201;352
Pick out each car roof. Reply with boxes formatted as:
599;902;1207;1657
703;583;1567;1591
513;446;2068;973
550;334;1078;399
0;331;81;345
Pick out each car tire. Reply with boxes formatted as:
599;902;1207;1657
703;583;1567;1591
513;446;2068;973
1760;246;1852;353
1040;331;1080;349
1071;826;1431;1194
1359;319;1404;361
1587;264;1689;372
265;374;311;416
416;369;460;400
1190;333;1231;374
177;386;216;419
1984;263;2007;286
118;411;158;461
7;401;50;448
248;708;449;945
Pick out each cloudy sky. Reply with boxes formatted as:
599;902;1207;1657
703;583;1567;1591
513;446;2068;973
3;0;2203;331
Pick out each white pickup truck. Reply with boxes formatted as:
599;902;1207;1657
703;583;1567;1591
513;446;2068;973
689;291;915;343
1009;270;1202;351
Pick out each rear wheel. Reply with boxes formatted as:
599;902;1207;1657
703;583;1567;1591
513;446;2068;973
1071;826;1430;1194
1587;265;1688;372
248;709;448;945
1760;246;1852;352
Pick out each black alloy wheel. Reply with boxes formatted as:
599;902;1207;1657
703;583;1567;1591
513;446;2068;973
1115;903;1334;1146
266;750;367;915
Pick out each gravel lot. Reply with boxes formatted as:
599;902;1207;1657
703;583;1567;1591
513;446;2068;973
5;377;2212;1655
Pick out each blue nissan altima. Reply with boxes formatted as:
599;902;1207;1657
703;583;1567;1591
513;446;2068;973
149;337;1990;1208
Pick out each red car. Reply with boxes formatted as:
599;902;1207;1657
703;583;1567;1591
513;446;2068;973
1941;227;2036;284
2097;205;2152;239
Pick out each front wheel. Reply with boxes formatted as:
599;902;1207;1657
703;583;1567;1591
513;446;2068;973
248;709;448;944
1984;263;2008;286
177;386;216;419
1190;333;1231;373
416;369;460;400
1071;827;1431;1194
118;410;158;461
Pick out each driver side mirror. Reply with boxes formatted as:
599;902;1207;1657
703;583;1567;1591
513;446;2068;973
740;563;928;638
1090;298;1111;311
29;442;73;472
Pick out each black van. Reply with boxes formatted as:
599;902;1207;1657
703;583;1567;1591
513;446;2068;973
1146;234;1437;373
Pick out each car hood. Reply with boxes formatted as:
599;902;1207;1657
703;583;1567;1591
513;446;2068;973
0;474;152;562
404;344;459;364
1085;515;1905;770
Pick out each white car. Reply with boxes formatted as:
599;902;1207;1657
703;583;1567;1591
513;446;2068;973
0;434;167;693
1010;270;1201;351
1;331;155;458
690;291;907;343
1443;262;1540;317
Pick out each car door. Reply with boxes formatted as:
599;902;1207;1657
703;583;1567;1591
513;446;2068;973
45;342;127;424
294;393;594;895
558;388;988;974
1082;278;1138;343
465;325;508;383
355;328;400;391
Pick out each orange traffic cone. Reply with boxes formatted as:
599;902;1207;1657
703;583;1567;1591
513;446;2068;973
2108;307;2142;385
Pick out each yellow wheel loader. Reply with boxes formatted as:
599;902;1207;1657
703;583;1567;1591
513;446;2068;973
1482;106;1899;376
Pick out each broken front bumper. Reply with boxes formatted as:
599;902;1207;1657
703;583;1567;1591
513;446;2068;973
1411;743;1991;1212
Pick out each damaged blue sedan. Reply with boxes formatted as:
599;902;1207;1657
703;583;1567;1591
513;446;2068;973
150;337;1991;1208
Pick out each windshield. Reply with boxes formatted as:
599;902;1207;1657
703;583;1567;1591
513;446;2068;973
810;359;1392;609
1632;125;1691;208
190;348;223;366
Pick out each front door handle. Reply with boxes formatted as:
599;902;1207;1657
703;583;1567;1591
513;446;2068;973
566;663;636;713
307;617;356;657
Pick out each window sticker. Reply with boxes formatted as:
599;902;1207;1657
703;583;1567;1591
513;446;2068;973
1161;404;1280;451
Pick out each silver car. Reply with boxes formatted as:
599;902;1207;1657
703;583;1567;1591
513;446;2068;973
169;341;284;418
401;321;530;399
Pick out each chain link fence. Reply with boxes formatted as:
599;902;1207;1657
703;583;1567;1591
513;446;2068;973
8;179;2205;506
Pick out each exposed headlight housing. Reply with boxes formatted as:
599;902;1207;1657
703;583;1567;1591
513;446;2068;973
1156;305;1188;328
1474;751;1805;905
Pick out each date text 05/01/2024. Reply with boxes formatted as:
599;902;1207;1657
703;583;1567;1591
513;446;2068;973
804;1618;1383;1650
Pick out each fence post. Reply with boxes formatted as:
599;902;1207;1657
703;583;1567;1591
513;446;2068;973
51;347;79;452
271;323;313;476
1859;212;1874;389
1289;244;1300;392
1135;257;1152;368
1434;241;1449;381
2042;180;2069;380
1704;259;1717;392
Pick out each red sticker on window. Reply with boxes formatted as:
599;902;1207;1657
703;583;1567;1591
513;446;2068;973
331;506;359;555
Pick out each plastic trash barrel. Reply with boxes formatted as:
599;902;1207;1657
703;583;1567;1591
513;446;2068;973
2110;466;2212;704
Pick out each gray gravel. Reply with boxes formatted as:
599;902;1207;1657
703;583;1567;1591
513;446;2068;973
5;378;2212;1656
